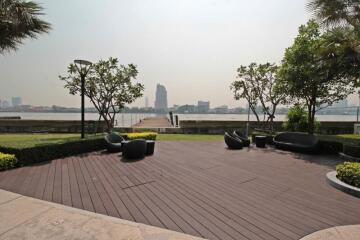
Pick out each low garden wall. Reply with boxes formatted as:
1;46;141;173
179;120;355;135
0;120;107;133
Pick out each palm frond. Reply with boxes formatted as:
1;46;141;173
0;0;51;54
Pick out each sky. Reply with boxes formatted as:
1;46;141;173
0;0;357;108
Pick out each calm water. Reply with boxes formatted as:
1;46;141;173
0;112;356;127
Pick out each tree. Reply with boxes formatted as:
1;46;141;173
0;0;51;54
231;62;286;130
60;57;144;132
282;104;319;132
307;0;360;29
307;0;360;87
278;20;355;134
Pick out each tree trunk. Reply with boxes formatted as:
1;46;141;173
307;103;316;135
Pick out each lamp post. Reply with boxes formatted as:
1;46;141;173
74;59;92;139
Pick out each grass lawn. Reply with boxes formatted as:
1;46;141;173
0;133;223;149
0;134;101;148
319;134;360;144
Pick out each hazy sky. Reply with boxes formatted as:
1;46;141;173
1;0;355;108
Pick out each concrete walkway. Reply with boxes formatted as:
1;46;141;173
300;225;360;240
0;189;204;240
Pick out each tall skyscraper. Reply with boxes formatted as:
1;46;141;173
11;97;22;106
154;84;168;111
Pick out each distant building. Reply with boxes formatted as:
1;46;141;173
213;105;229;114
11;97;22;106
177;104;196;113
2;100;10;108
154;84;168;111
197;101;210;113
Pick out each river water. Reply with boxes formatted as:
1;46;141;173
0;112;357;127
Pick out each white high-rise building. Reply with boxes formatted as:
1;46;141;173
154;84;168;111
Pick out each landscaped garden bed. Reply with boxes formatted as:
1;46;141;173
326;162;360;198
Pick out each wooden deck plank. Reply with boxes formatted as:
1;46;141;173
72;157;94;212
52;158;62;204
43;160;56;201
33;162;51;199
77;157;107;215
67;157;83;209
61;158;72;206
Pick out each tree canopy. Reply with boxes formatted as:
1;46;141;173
0;0;51;54
231;62;286;130
60;57;144;131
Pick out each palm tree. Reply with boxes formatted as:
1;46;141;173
0;0;51;54
307;0;360;29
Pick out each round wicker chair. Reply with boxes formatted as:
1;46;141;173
233;131;251;147
224;132;243;149
105;132;124;152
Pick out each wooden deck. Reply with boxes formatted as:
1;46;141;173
132;117;173;128
0;141;359;240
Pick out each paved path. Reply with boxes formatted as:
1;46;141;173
0;189;204;240
132;117;173;128
300;225;360;240
1;141;360;240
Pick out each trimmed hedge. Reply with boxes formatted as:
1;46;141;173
0;138;106;166
343;144;360;158
124;132;157;141
0;152;18;171
336;162;360;188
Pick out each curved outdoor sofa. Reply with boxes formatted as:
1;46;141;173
224;132;243;149
122;139;147;159
273;132;319;153
105;132;124;152
233;131;251;147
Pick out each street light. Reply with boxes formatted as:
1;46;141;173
74;59;92;138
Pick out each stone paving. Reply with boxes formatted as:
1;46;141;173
0;189;204;240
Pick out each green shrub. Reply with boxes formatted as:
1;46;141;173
0;152;18;170
343;144;360;158
125;132;157;141
282;104;320;133
336;162;360;188
0;138;105;166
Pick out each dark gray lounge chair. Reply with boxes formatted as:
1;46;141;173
105;132;124;152
273;132;319;153
122;139;147;159
224;132;243;149
233;131;251;147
